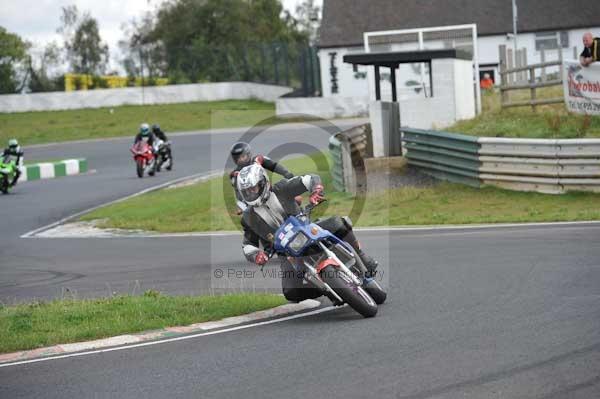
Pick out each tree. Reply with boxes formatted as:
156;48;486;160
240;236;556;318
0;26;29;93
295;0;321;44
58;5;109;75
119;0;310;84
27;42;63;92
119;12;167;84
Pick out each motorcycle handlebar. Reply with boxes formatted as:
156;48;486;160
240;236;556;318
302;198;326;218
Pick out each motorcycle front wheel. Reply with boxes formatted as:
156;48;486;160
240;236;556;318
320;265;377;318
1;175;9;194
136;159;144;178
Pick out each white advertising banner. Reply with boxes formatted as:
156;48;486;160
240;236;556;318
564;60;600;114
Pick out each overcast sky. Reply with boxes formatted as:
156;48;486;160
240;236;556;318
0;0;322;71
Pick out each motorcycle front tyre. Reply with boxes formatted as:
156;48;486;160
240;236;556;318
136;159;144;178
320;265;377;318
1;174;9;194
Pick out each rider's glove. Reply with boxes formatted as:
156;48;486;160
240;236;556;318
309;184;325;205
254;155;264;166
254;251;268;266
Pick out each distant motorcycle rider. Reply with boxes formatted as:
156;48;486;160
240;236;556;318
152;124;173;171
229;142;294;211
2;139;24;186
237;163;378;303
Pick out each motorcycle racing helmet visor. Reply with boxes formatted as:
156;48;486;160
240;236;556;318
240;176;266;203
140;123;150;137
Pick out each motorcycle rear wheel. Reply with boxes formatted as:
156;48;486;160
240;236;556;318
320;265;377;318
363;278;387;304
148;159;157;176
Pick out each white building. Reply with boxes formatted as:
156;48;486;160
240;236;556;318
317;0;600;99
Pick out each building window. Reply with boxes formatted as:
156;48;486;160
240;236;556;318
535;31;569;51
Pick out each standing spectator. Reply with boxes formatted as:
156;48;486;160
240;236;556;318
480;73;494;90
580;32;599;67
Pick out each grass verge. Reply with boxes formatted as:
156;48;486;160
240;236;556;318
0;291;287;354
0;100;279;146
80;155;600;232
447;87;600;138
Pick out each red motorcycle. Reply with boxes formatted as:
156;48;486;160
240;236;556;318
130;140;156;178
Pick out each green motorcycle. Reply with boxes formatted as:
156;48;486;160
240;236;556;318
0;155;19;194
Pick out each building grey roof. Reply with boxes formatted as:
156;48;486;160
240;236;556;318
318;0;600;48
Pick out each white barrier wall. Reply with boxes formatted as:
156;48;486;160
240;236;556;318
398;58;476;129
276;96;369;119
0;82;293;113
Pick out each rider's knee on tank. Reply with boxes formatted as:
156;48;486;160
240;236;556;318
317;215;353;239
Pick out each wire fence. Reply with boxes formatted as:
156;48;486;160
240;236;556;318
126;41;321;97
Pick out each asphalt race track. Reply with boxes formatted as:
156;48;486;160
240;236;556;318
0;121;345;301
1;121;599;398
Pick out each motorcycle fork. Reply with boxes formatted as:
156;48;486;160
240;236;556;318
318;242;363;286
293;256;344;304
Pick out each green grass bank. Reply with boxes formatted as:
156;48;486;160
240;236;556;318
0;292;287;353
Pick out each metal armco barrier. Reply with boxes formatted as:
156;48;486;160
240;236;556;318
329;124;370;193
402;128;482;188
401;127;600;194
329;135;345;192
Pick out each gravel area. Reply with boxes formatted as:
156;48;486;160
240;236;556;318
364;165;439;193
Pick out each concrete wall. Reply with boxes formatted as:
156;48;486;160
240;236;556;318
453;59;477;121
0;82;293;113
318;46;370;99
276;96;369;119
399;58;475;129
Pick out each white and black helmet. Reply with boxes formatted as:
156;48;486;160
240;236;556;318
236;164;270;206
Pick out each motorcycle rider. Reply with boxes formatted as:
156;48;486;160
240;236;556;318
237;163;378;304
151;124;173;171
133;123;156;148
229;142;294;212
2;139;24;186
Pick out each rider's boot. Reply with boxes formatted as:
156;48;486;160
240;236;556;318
342;230;378;278
10;170;20;187
356;248;378;278
166;149;173;170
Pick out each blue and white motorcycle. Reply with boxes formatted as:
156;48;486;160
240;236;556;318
270;202;386;318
